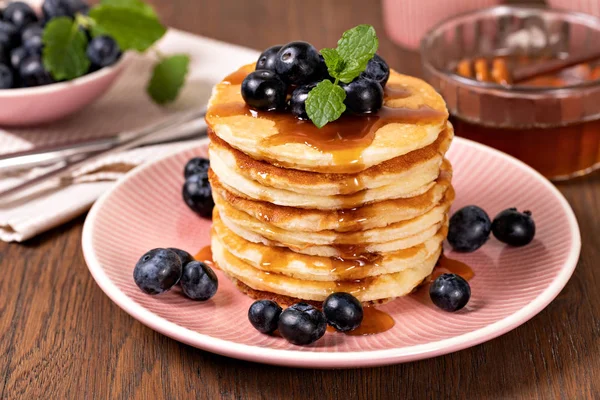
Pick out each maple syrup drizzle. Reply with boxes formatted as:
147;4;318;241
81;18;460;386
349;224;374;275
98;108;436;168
208;66;446;173
429;255;475;282
326;307;395;335
195;245;215;269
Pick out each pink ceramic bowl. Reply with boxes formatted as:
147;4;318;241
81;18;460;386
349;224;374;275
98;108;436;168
0;56;127;127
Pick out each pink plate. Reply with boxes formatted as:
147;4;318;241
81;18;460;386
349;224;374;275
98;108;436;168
82;137;581;368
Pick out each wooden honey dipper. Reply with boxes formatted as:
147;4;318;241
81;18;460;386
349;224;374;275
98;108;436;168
455;50;600;85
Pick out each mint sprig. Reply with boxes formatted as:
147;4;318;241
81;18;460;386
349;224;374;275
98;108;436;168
42;0;188;105
306;24;378;128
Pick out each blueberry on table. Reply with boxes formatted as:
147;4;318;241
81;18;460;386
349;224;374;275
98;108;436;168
278;303;327;346
360;54;390;87
429;273;471;312
275;41;322;85
3;2;38;30
289;83;316;120
0;64;14;89
19;56;54;87
184;157;210;179
167;247;195;267
342;78;384;114
182;172;215;218
492;208;536;247
447;205;491;252
87;36;122;69
256;45;282;72
180;261;218;301
323;292;364;332
248;300;283;334
133;248;183;295
241;69;287;111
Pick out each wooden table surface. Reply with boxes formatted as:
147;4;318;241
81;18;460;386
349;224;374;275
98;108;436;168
1;1;599;399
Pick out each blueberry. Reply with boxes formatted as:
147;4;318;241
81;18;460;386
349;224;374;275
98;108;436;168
21;24;43;44
0;21;19;48
430;273;471;312
87;36;121;69
23;35;43;54
492;208;536;247
447;205;491;252
3;2;38;30
256;44;282;72
341;78;383;114
323;292;363;332
10;46;30;69
184;157;210;179
278;303;327;346
241;69;287;111
167;247;195;267
19;56;54;87
42;0;87;20
0;64;14;88
289;83;316;120
182;172;214;218
133;248;183;295
360;54;390;87
248;300;282;334
275;41;321;85
180;261;218;300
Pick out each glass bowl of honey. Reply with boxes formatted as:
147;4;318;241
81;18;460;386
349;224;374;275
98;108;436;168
421;6;600;180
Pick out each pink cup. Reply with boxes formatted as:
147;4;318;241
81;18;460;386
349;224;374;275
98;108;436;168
382;0;503;49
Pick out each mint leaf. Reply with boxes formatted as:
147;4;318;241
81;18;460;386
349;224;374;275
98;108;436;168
320;48;344;77
337;24;378;71
42;17;90;80
147;55;190;104
306;80;346;128
89;5;166;52
335;59;363;83
100;0;157;18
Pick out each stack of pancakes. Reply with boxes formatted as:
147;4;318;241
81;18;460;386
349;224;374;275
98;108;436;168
206;64;453;306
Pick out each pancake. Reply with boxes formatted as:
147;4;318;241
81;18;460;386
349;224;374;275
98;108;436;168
212;232;440;302
208;123;453;196
218;208;447;258
214;188;453;246
213;213;445;281
209;160;453;232
206;64;449;173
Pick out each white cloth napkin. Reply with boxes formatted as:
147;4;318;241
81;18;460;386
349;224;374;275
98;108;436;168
0;30;260;242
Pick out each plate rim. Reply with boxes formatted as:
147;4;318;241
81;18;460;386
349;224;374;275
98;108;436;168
82;136;581;368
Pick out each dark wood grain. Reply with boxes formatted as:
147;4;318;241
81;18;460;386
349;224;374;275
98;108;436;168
1;1;599;399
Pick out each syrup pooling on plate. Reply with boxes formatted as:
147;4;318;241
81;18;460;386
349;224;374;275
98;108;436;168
429;255;474;282
195;245;215;269
208;65;446;173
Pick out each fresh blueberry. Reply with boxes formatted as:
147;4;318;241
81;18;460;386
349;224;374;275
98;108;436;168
23;34;43;54
0;41;10;65
133;248;183;295
167;247;195;267
492;208;536;247
275;41;321;85
241;69;287;111
180;261;218;300
19;56;54;87
314;54;333;81
289;83;316;120
10;46;30;69
42;0;87;20
0;64;14;88
256;44;282;72
447;205;491;252
0;21;19;48
248;300;282;334
429;273;471;312
360;54;390;87
184;157;210;179
278;303;327;346
3;2;38;30
323;292;363;332
182;172;214;218
21;24;43;44
87;36;121;69
341;78;384;114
